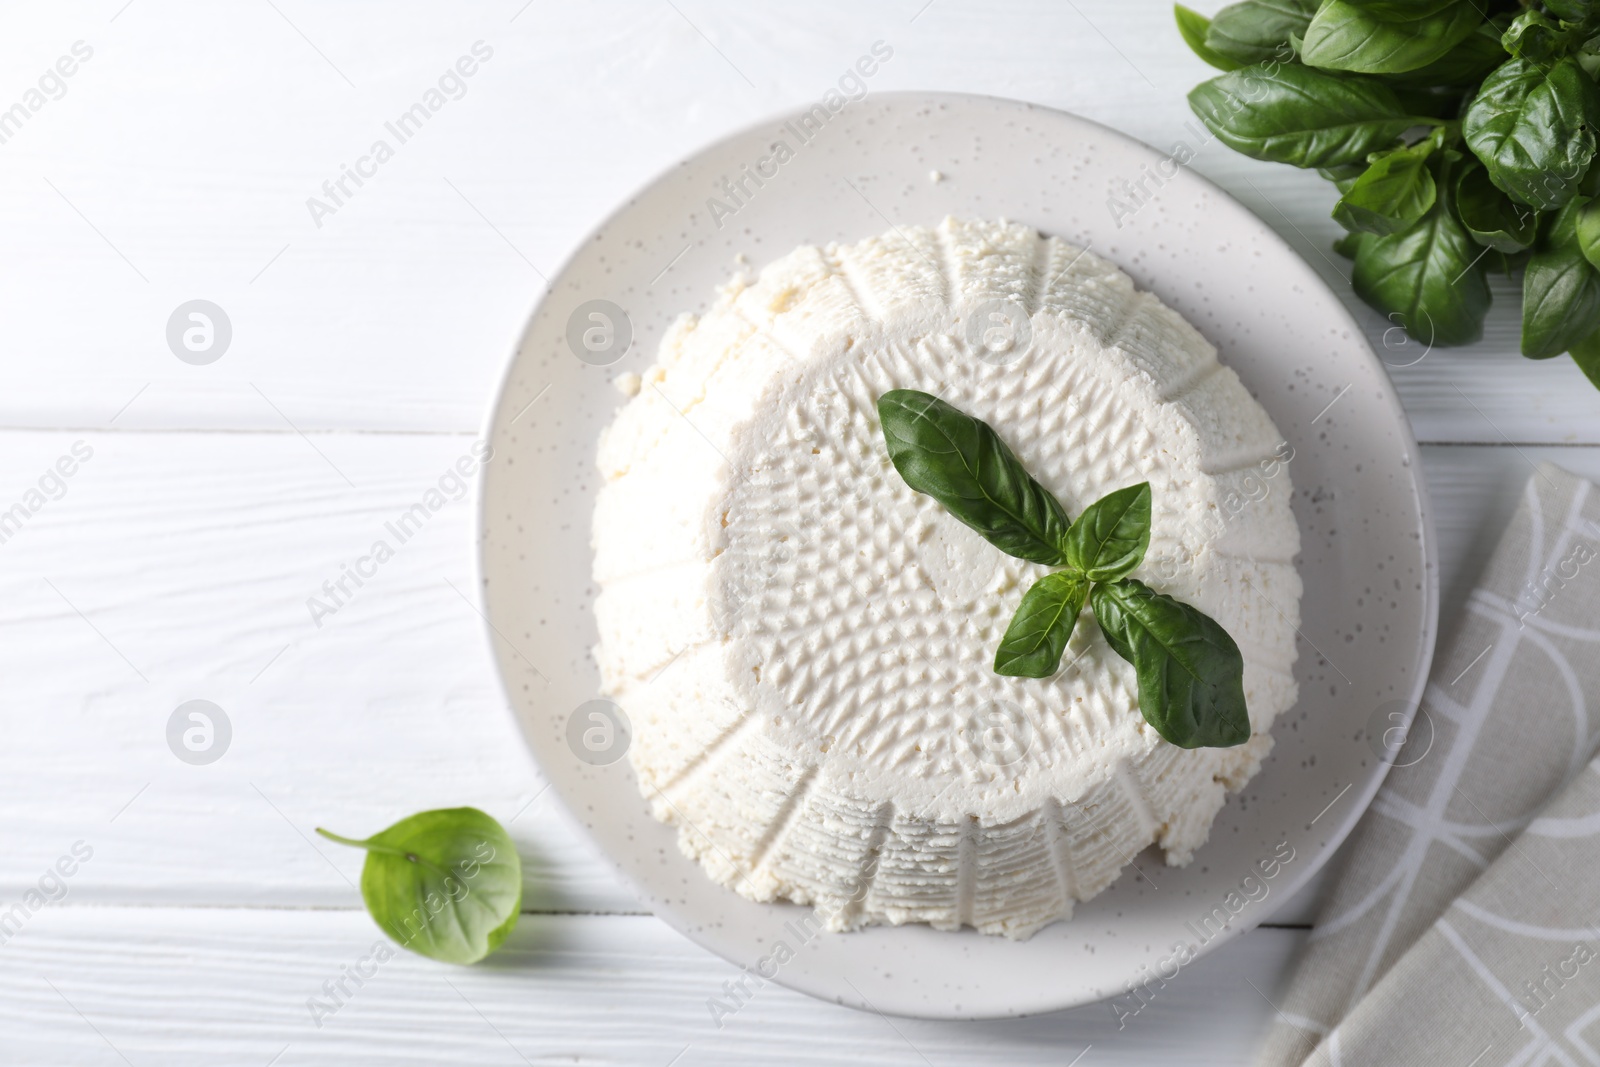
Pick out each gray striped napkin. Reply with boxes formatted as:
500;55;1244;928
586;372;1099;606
1256;463;1600;1066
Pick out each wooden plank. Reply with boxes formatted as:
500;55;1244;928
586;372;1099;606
0;908;1305;1065
0;3;1592;442
0;428;640;915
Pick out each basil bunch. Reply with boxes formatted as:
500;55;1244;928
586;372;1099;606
1177;0;1600;389
877;390;1251;750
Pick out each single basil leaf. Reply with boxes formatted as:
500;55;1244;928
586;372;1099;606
994;572;1089;678
1352;165;1491;345
1501;10;1568;63
1332;145;1438;235
1545;0;1593;19
1204;0;1317;66
1390;86;1464;121
1522;199;1600;359
1463;57;1600;212
1089;579;1250;750
1570;331;1600;390
877;390;1071;566
1386;22;1506;86
1576;199;1600;271
1454;160;1540;252
1547;0;1593;19
1187;63;1419;169
1175;5;1244;71
1302;0;1483;75
318;808;522;964
1064;482;1153;582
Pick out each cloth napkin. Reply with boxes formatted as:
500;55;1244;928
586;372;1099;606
1256;463;1600;1067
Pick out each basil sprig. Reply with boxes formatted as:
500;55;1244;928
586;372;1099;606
1175;0;1600;390
877;391;1250;750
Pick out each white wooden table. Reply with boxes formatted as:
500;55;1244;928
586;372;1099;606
2;2;1595;1063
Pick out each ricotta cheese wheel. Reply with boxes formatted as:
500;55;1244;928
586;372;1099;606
593;217;1301;939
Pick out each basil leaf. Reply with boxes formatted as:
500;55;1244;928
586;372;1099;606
1463;57;1600;212
1332;143;1438;235
1352;165;1491;346
1175;5;1244;71
1522;199;1600;359
1454;160;1540;252
318;808;522;964
1333;231;1367;258
1064;481;1152;582
1386;22;1506;86
994;572;1089;678
1391;86;1464;121
1302;0;1483;75
1319;162;1369;184
1545;0;1594;20
1089;579;1251;750
877;390;1071;566
1187;63;1419;168
1204;0;1317;66
1570;331;1600;390
1335;0;1461;15
1576;199;1600;271
1501;11;1571;64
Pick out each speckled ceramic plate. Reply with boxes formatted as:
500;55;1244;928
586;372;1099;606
475;92;1438;1019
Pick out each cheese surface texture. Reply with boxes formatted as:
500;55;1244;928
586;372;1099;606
593;218;1301;938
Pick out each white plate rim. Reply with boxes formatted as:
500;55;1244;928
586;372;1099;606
471;90;1441;1019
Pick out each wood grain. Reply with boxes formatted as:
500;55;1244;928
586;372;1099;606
0;908;1305;1065
0;3;1592;442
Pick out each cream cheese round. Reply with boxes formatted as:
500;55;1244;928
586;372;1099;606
593;217;1301;938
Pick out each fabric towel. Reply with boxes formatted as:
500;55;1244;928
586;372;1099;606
1257;463;1600;1066
1305;752;1600;1065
